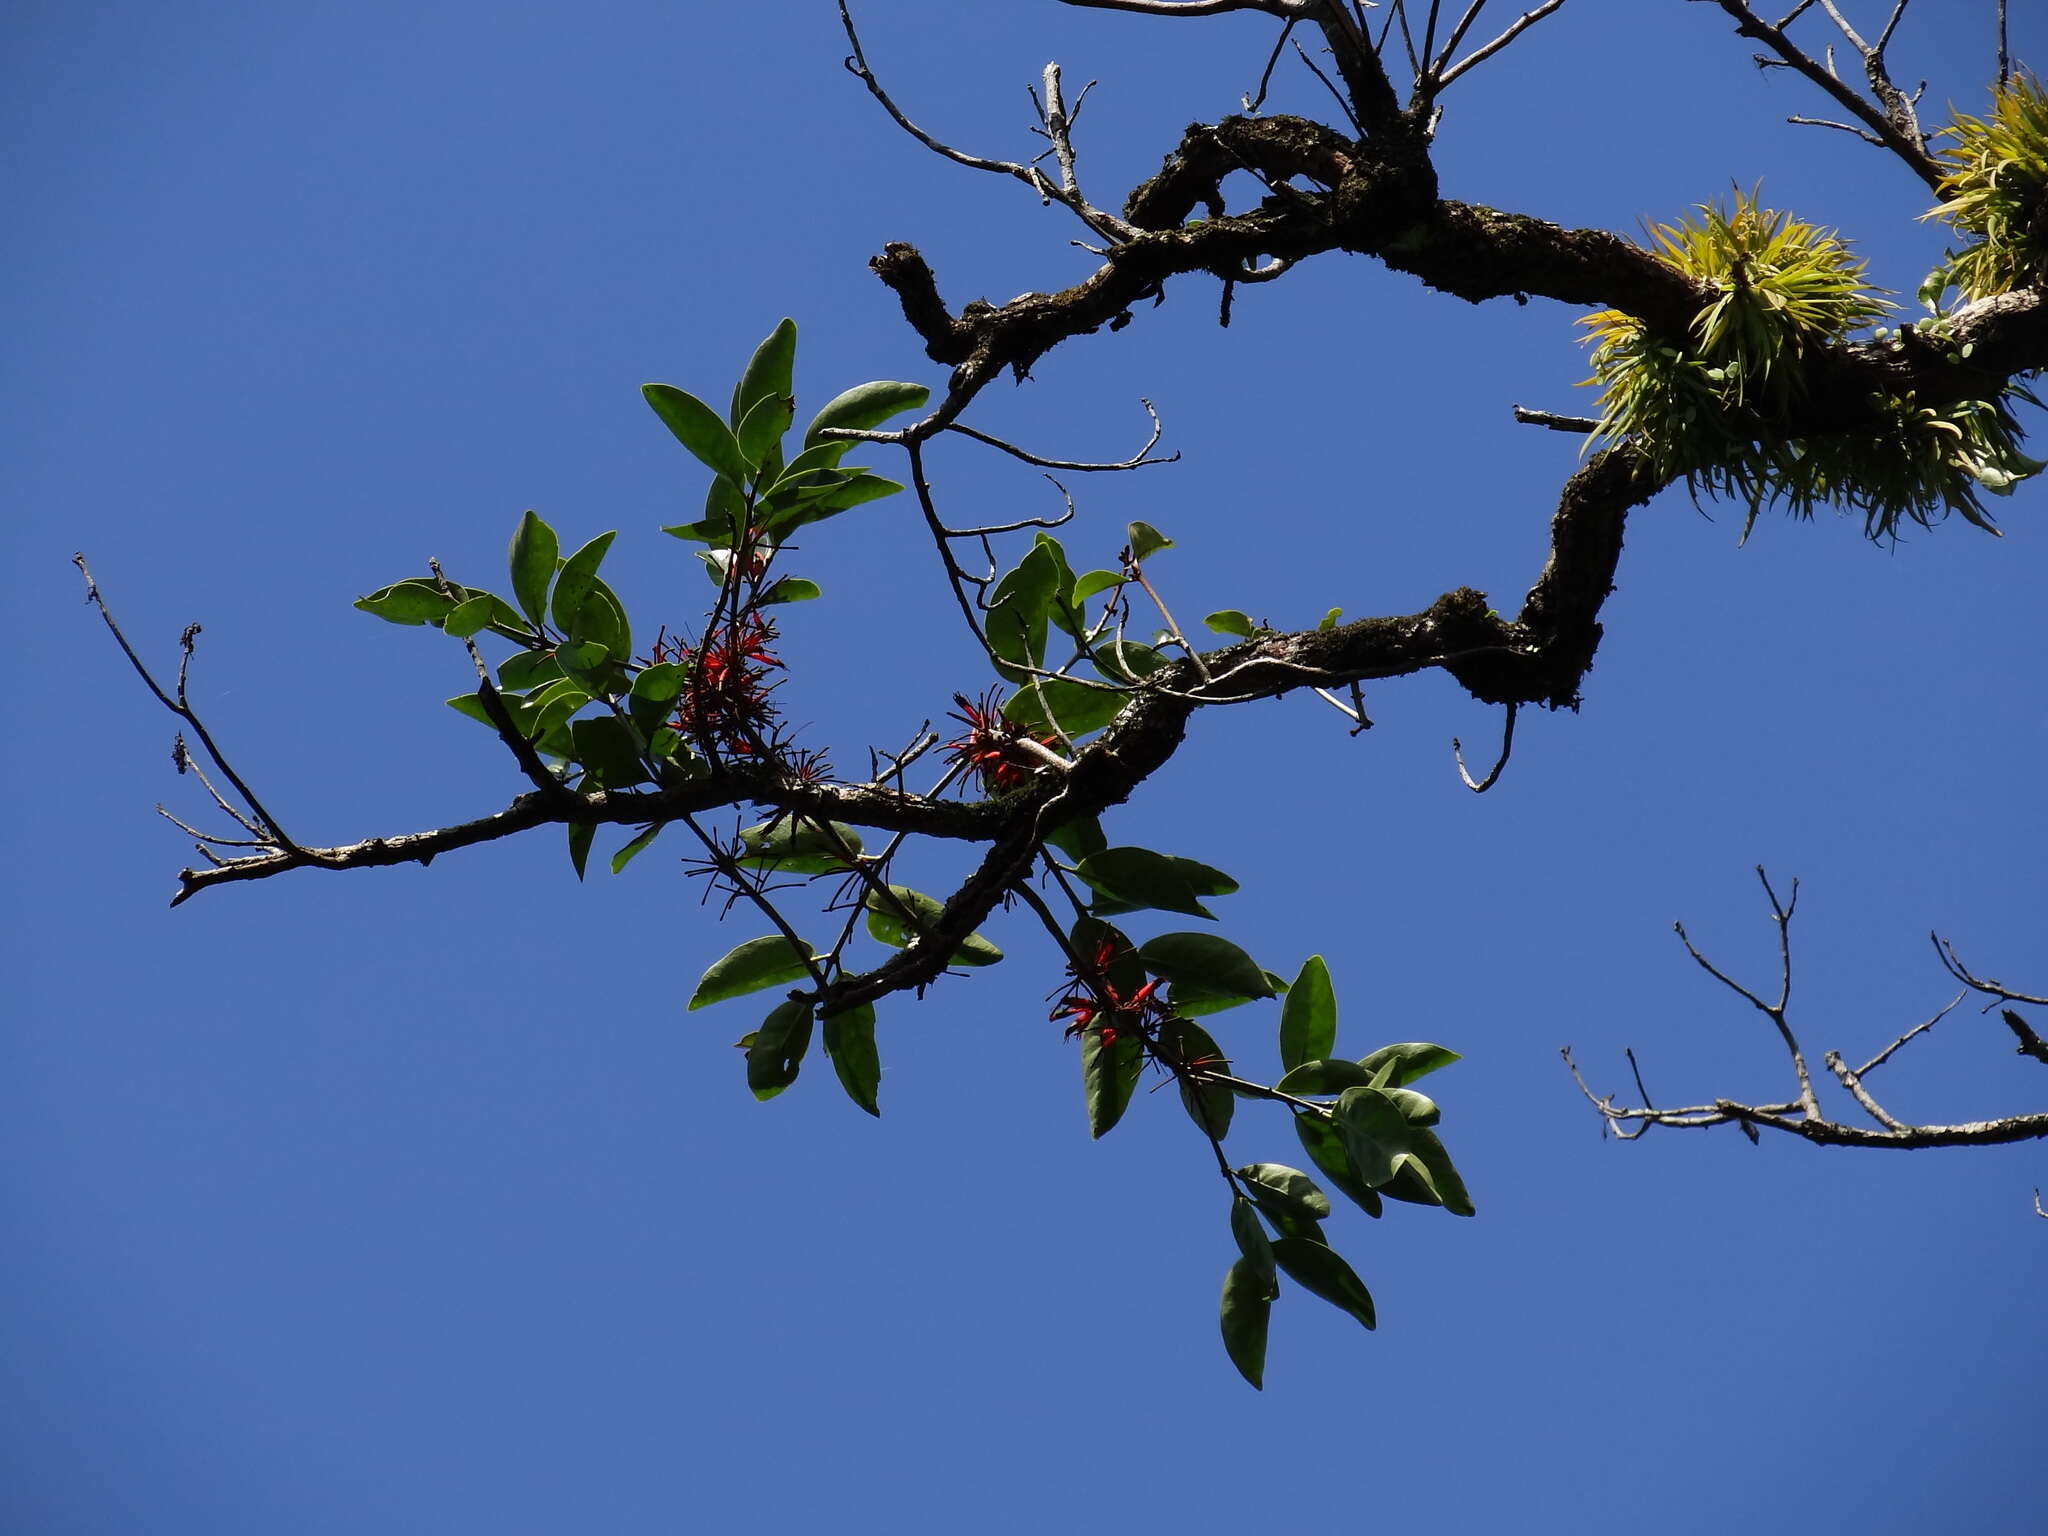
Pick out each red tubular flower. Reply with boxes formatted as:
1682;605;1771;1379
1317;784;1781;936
943;689;1059;794
668;613;784;754
1051;937;1166;1042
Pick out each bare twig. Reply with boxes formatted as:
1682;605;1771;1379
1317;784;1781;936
944;400;1177;472
77;554;302;855
1436;1;1570;89
1512;406;1599;432
1568;883;2048;1155
839;2;1132;242
1701;0;1941;187
1451;701;1517;792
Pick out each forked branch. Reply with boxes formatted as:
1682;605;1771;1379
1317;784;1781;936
1566;872;2048;1155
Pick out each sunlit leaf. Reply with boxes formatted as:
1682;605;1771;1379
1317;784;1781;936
508;510;559;626
355;579;457;626
689;936;815;1011
1355;1041;1462;1086
644;384;751;485
1279;954;1336;1071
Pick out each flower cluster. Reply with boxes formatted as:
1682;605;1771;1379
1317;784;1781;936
943;689;1059;794
1051;938;1168;1048
657;613;783;755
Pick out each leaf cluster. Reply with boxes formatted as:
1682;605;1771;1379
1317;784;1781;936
1925;71;2048;304
1582;188;2040;540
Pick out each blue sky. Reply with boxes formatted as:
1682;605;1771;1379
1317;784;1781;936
6;3;2044;1532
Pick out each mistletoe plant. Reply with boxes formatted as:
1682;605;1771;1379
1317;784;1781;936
84;2;2048;1386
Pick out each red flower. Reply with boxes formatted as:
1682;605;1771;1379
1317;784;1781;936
1051;937;1165;1042
661;613;785;754
944;689;1059;794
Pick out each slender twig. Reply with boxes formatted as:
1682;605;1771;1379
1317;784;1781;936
1569;885;2048;1153
1451;701;1517;792
1934;936;2048;1009
1436;1;1569;89
944;400;1177;472
1703;0;1941;187
839;2;1132;242
76;554;302;854
1244;17;1298;111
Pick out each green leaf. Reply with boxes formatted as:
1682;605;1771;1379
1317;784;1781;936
1081;1025;1145;1138
630;661;685;709
737;818;863;875
446;691;495;728
735;389;796;471
1002;678;1129;740
1403;1126;1475;1215
1334;1086;1416;1188
729;318;798;426
1219;1258;1273;1390
1378;1160;1446;1209
987;541;1060;680
499;648;562;692
566;576;630;659
760;441;853;497
1318;607;1343;631
1235;1163;1333;1225
1075;847;1218;919
1161;1018;1233;1140
664;475;750;545
1073;569;1124;603
643;384;751;485
528;679;590;742
689;936;815;1011
569;716;649;787
354;579;457;626
1043;814;1108;864
747;998;814;1101
1273;1058;1375;1097
1293;1112;1383;1217
1387;1087;1440;1127
1355;1042;1462;1087
1229;1197;1276;1292
792;472;903;517
1127;521;1173;562
609;823;664;874
550;531;617;636
1203;609;1256;638
567;819;596;881
756;577;821;605
1138;933;1273;1001
1279;955;1336;1073
1162;977;1272;1018
1270;1238;1375;1330
823;1002;881;1117
443;593;497;639
802;380;930;450
553;640;614;699
862;885;1003;967
508;511;559;626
